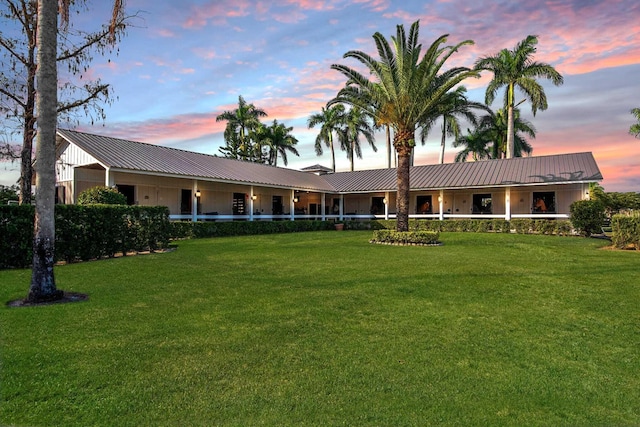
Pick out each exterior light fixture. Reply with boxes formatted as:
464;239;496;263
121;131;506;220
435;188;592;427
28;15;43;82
438;196;442;203
251;194;257;201
382;198;387;204
195;189;201;198
293;196;299;203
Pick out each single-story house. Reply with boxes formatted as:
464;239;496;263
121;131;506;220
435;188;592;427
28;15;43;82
55;129;603;222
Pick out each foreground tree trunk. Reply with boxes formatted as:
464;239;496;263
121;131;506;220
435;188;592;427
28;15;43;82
506;102;515;159
395;143;412;232
29;0;60;303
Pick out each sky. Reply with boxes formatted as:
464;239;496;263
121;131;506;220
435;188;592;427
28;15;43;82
1;0;639;192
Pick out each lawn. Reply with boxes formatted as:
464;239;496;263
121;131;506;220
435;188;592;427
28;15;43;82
1;231;639;426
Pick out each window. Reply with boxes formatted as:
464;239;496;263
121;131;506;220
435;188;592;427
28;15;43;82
416;195;432;214
472;193;492;214
272;195;283;215
180;189;192;214
233;192;246;215
55;185;65;204
533;191;555;213
117;184;135;205
371;197;385;215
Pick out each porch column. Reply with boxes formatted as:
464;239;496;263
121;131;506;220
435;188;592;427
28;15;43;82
105;167;114;188
249;186;255;221
321;193;326;221
384;191;390;220
438;190;444;221
505;187;512;221
192;180;199;222
290;189;295;221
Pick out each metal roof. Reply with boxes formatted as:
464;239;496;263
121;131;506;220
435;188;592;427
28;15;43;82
323;152;603;192
57;129;336;192
57;129;602;194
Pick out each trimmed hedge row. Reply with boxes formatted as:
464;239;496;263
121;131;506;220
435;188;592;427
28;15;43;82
0;205;171;269
371;230;440;245
170;219;334;239
365;218;574;235
611;212;640;250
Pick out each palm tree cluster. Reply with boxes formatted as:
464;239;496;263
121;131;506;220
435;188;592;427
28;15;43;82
216;95;299;166
630;108;640;138
319;21;563;231
307;104;377;172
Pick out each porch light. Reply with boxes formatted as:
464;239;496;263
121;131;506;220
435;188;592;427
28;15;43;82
293;196;299;203
383;198;387;204
438;196;442;203
251;194;257;201
195;189;201;198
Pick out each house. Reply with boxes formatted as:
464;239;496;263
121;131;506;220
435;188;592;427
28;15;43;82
55;129;603;222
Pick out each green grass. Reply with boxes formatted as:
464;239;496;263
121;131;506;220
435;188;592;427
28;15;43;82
1;232;639;426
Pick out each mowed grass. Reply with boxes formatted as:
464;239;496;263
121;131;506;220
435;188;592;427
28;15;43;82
1;232;639;426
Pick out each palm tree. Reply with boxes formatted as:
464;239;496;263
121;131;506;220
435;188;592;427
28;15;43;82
453;129;492;162
419;86;487;164
216;95;267;161
340;107;376;171
481;108;535;159
475;35;563;158
307;104;346;173
29;0;125;303
330;21;479;231
630;108;640;138
263;120;299;167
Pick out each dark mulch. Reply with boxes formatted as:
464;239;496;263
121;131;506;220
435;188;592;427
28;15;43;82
6;291;89;308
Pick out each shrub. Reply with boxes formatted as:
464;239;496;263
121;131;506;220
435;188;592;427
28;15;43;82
570;199;605;236
0;205;35;269
370;230;440;245
77;186;127;205
611;212;640;250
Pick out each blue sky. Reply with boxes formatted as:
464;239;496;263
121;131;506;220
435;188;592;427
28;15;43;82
2;0;639;191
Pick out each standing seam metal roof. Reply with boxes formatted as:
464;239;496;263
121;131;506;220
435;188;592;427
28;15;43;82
57;129;602;194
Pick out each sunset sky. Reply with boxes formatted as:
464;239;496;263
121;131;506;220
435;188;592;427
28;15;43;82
2;0;639;191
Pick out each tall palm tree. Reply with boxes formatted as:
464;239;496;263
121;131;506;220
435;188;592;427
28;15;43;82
263;120;299;167
630;108;640;138
480;108;535;159
29;0;125;303
216;95;267;161
419;86;487;164
307;104;346;173
475;35;563;158
330;21;479;231
453;129;492;162
340;107;376;171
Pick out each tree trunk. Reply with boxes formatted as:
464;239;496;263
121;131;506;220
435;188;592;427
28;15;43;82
439;124;446;164
330;136;336;173
19;64;37;205
29;0;61;303
506;103;515;159
396;151;411;232
386;125;391;168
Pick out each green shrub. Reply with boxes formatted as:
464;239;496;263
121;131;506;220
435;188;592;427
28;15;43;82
371;230;440;245
77;186;127;205
0;205;35;269
611;212;640;250
570;199;605;236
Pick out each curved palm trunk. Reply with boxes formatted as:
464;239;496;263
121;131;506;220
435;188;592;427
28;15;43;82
29;0;60;302
329;135;336;173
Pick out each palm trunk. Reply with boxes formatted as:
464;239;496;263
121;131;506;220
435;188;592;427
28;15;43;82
330;137;336;173
29;0;61;303
506;103;515;159
396;151;411;232
439;124;446;164
350;140;355;171
386;125;391;168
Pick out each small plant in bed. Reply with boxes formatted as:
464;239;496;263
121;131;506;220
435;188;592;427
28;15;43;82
370;230;441;246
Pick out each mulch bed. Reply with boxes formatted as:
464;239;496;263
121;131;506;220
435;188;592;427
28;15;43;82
7;291;89;308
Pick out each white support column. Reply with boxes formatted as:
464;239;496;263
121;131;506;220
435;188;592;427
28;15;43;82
321;193;326;221
339;194;344;221
249;186;255;221
192;180;198;222
290;189;296;221
505;187;512;221
105;167;114;188
384;191;390;220
439;190;444;221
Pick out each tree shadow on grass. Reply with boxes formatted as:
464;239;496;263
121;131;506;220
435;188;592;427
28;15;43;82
6;292;89;308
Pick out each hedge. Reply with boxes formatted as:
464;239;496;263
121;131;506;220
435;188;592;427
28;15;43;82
0;205;171;269
367;219;573;235
611;212;640;250
371;230;440;245
170;219;334;239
